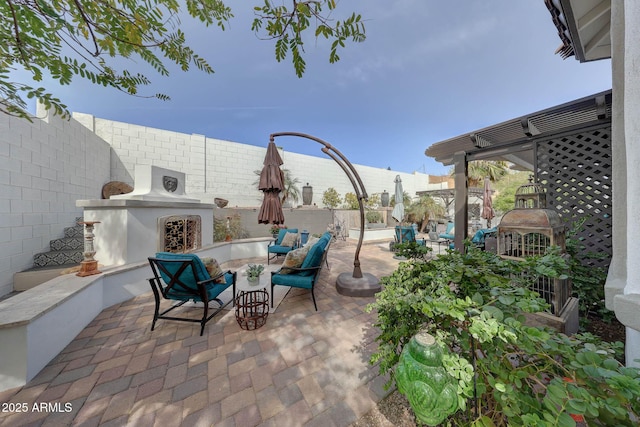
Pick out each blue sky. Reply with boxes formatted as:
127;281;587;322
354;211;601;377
17;1;611;175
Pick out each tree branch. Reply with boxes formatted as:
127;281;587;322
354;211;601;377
71;0;100;56
5;0;29;64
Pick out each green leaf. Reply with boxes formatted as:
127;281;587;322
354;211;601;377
471;292;484;305
557;412;577;427
566;398;586;414
472;415;497;427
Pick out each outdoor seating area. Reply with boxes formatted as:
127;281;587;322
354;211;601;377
144;230;333;336
0;239;402;426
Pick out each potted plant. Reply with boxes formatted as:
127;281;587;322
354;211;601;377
269;224;286;239
365;210;385;229
246;264;264;284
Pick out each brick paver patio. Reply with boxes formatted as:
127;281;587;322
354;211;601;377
0;240;403;426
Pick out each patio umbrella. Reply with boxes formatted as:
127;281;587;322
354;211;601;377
258;141;285;224
391;175;404;223
481;176;495;228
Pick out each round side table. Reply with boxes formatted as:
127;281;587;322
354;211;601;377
235;264;278;330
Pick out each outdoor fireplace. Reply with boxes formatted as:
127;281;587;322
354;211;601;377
159;215;202;253
497;178;578;333
78;166;214;266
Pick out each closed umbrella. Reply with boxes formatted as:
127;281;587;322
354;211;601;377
391;175;404;222
258;141;285;224
481;177;495;228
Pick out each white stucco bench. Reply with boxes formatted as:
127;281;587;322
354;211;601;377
0;238;270;392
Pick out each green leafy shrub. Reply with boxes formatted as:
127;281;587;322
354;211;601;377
367;245;638;426
393;241;433;262
364;193;381;210
365;210;383;223
565;217;613;324
343;192;359;210
322;187;342;209
213;214;248;241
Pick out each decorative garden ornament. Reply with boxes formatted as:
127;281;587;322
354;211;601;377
395;331;459;426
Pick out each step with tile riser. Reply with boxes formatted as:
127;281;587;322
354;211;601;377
33;250;84;268
64;225;84;238
49;236;84;251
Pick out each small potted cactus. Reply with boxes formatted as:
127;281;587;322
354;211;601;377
246;264;264;284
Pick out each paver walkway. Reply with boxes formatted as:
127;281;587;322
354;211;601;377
0;240;403;426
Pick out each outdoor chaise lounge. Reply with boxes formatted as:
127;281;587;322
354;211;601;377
271;231;332;310
148;252;236;336
268;228;299;264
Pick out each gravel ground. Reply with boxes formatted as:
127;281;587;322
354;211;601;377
350;390;417;427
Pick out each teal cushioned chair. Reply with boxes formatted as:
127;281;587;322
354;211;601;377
148;252;236;336
471;227;497;250
394;225;426;246
439;222;455;241
268;228;299;264
270;236;331;310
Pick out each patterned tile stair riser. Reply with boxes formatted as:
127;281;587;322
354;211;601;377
32;217;85;268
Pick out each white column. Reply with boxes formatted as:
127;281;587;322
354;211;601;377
609;0;640;367
606;0;628;306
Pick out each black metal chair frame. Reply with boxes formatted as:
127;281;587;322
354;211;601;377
148;257;236;336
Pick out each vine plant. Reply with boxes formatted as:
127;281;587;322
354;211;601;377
367;244;639;426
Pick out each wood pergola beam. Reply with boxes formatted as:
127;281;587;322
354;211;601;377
453;152;468;252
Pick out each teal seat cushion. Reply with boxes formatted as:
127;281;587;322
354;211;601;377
155;252;209;281
471;227;497;244
299;241;325;276
439;222;455;240
315;232;331;249
395;226;426;246
154;252;231;301
269;245;294;254
271;273;314;289
395;225;415;241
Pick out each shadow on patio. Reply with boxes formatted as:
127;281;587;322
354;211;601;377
0;240;403;427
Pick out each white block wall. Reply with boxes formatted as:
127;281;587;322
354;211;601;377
77;115;433;208
0;107;111;297
1;110;437;298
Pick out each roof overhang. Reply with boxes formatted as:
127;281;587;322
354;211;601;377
544;0;612;62
425;90;612;169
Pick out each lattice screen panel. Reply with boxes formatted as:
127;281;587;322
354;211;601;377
469;203;480;219
536;126;612;268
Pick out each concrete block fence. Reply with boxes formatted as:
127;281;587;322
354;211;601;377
1;108;438;298
77;114;433;209
1;107;110;297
